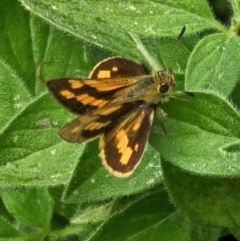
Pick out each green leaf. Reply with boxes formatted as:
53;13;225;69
0;59;31;130
63;142;162;203
230;227;240;241
84;0;223;34
150;91;240;176
229;0;240;20
18;0;142;60
20;0;225;38
0;216;20;238
0;91;86;186
91;188;192;241
19;0;207;64
185;33;240;96
0;2;38;96
188;226;221;241
162;160;240;227
1;188;53;230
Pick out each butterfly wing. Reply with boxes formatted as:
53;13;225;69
100;102;155;177
59;101;155;177
89;57;146;78
46;57;147;116
46;76;150;115
58;102;130;142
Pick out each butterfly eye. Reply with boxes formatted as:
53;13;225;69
159;83;169;93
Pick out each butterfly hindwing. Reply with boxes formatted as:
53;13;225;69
59;101;151;142
100;102;155;177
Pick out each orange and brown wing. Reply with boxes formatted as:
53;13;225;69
46;57;147;116
58;101;151;142
99;102;155;177
58;102;126;142
89;57;146;78
46;77;145;115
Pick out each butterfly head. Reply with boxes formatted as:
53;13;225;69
154;70;175;102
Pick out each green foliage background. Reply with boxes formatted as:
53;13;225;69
0;0;240;240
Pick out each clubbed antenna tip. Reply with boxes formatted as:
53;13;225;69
178;25;186;41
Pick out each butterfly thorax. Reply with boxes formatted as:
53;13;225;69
108;71;175;105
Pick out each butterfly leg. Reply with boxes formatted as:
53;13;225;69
155;107;168;134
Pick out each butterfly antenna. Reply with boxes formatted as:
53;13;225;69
163;26;186;70
168;94;192;102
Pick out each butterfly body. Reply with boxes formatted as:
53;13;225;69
46;57;175;177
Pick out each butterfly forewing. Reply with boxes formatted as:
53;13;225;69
46;57;147;116
46;76;152;116
89;57;146;78
46;78;124;115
